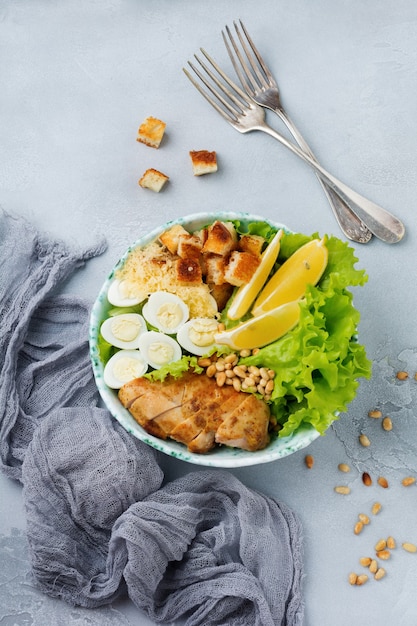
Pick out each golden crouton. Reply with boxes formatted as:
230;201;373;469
203;221;237;256
138;168;169;192
177;234;203;260
238;234;265;257
189;150;218;176
209;283;234;311
224;251;260;287
175;258;203;285
137;116;166;148
159;224;189;254
204;254;227;285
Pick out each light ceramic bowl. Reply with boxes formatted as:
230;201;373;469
89;211;320;468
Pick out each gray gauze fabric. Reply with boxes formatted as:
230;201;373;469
1;210;304;626
0;210;106;479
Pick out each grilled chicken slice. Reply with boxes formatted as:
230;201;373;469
118;371;270;453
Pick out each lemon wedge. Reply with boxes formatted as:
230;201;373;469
252;237;328;317
227;229;284;321
215;301;300;350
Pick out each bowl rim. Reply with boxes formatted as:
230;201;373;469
89;211;320;467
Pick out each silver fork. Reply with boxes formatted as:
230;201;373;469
223;20;372;244
183;50;405;244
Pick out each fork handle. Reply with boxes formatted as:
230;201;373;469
257;121;405;244
274;107;372;244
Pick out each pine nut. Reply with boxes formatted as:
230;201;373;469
354;521;364;535
375;539;387;552
358;513;370;525
260;367;269;380
368;409;382;418
334;486;350;495
377;476;389;488
348;572;358;585
233;365;247;378
225;353;238;364
265;379;274;393
338;463;351;473
239;349;251;357
257;384;266;395
216;371;226;387
232;378;241;392
402;542;417;553
376;550;391;560
372;502;382;515
382;417;393;431
206;364;217;378
305;454;314;469
359;557;371;567
396;370;409;380
362;472;372;486
248;365;260;377
369;559;378;574
197;357;212;367
402;476;416;487
387;536;396;549
359;433;371;447
215;361;225;371
356;574;368;585
252;347;260;355
374;567;386;580
267;369;275;378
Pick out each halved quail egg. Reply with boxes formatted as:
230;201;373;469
176;318;218;356
103;350;148;389
100;313;147;350
107;278;147;307
138;331;182;369
142;291;189;334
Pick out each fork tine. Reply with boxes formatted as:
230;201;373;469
222;26;258;96
237;20;276;87
230;22;269;91
184;47;253;124
183;64;234;124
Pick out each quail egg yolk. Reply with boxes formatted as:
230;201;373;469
147;341;175;366
113;356;145;382
111;317;142;342
188;319;218;347
156;302;183;332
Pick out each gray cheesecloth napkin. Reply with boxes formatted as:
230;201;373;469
0;209;304;626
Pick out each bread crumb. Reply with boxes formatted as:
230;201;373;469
190;150;218;176
137;116;166;148
138;168;169;192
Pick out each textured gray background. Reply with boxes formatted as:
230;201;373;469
1;1;417;625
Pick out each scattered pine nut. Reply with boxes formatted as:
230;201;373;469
377;476;389;489
359;557;372;567
402;476;416;487
369;559;378;574
354;521;364;535
358;513;370;525
372;502;382;515
334;486;351;495
382;417;393;431
396;370;409;380
374;567;386;580
305;454;314;469
348;572;358;585
368;409;382;418
402;542;417;553
359;433;371;447
356;574;369;585
362;472;372;486
387;536;396;549
375;539;387;552
338;463;351;473
376;549;391;560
